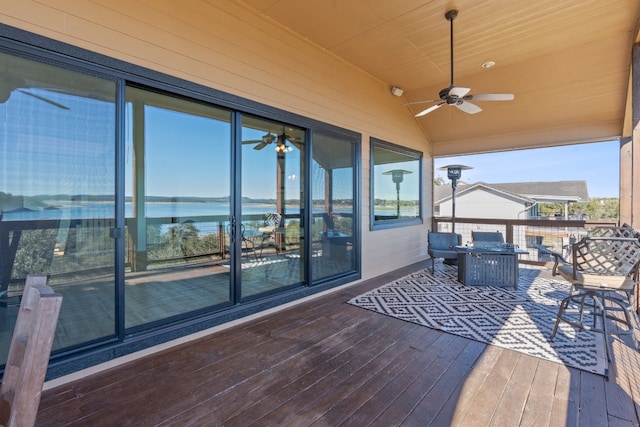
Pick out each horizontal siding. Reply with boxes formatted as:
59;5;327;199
0;0;431;276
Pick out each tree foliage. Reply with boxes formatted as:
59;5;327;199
536;198;619;221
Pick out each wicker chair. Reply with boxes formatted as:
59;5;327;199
550;228;640;369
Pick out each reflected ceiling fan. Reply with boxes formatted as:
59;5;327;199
243;130;277;150
0;64;70;110
242;126;302;152
407;10;514;117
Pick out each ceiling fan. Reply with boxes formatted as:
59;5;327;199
0;73;70;110
407;9;514;117
243;130;277;150
0;76;69;110
242;127;302;152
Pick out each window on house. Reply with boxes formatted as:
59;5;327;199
370;138;422;229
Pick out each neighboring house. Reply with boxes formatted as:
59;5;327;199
435;180;589;258
435;180;589;220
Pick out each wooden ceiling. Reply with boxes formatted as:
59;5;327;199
240;0;640;155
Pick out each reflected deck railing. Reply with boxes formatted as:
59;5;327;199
0;212;355;289
432;217;619;264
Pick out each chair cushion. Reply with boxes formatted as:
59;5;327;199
557;265;635;291
429;249;458;259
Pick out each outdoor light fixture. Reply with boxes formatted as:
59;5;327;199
439;164;472;232
383;169;412;218
391;86;404;97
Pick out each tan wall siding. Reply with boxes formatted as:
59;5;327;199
0;0;433;278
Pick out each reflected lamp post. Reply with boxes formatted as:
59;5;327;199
383;169;412;218
439;164;472;232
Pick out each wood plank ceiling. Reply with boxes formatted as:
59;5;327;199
239;0;640;156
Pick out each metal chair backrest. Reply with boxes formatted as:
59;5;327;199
570;225;640;276
471;231;504;244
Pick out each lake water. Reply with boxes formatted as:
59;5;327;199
1;201;416;222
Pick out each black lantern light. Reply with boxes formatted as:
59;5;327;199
383;169;412;218
439;164;472;232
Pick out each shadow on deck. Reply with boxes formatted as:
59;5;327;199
36;260;640;426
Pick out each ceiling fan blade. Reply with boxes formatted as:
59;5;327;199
17;89;69;110
464;93;514;101
415;103;444;117
455;101;482;114
403;99;440;106
253;141;269;150
449;86;470;98
242;139;263;144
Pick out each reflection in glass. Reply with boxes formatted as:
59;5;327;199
0;52;116;362
371;139;422;225
241;117;305;298
311;132;356;281
124;87;232;329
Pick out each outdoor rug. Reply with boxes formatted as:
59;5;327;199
347;266;607;376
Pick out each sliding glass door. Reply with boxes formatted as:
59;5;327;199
124;87;233;329
0;45;360;371
240;117;305;298
0;52;117;358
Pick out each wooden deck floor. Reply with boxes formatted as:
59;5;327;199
36;260;640;426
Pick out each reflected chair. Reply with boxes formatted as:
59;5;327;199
550;230;640;365
258;213;284;257
427;231;462;273
240;224;258;260
225;223;258;260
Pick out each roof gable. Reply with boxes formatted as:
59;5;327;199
435;180;589;204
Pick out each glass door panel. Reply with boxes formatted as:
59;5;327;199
124;87;232;329
311;132;356;281
240;117;305;298
0;51;117;361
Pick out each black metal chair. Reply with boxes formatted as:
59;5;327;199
258;213;284;257
550;227;640;367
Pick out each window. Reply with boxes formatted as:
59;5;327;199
370;138;422;229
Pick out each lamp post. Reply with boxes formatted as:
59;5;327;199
439;164;472;232
383;169;412;218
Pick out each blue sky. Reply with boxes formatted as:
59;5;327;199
434;141;620;198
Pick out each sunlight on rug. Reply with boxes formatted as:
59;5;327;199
348;266;607;376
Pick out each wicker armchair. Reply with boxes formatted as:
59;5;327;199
550;228;640;370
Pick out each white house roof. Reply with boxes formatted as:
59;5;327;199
434;180;589;205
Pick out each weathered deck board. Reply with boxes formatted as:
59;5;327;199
36;260;640;426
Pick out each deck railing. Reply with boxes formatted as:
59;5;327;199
432;217;619;264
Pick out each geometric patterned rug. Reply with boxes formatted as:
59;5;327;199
347;266;607;376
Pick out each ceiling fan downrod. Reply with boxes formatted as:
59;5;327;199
445;9;458;88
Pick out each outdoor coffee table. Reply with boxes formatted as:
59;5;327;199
455;244;529;289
